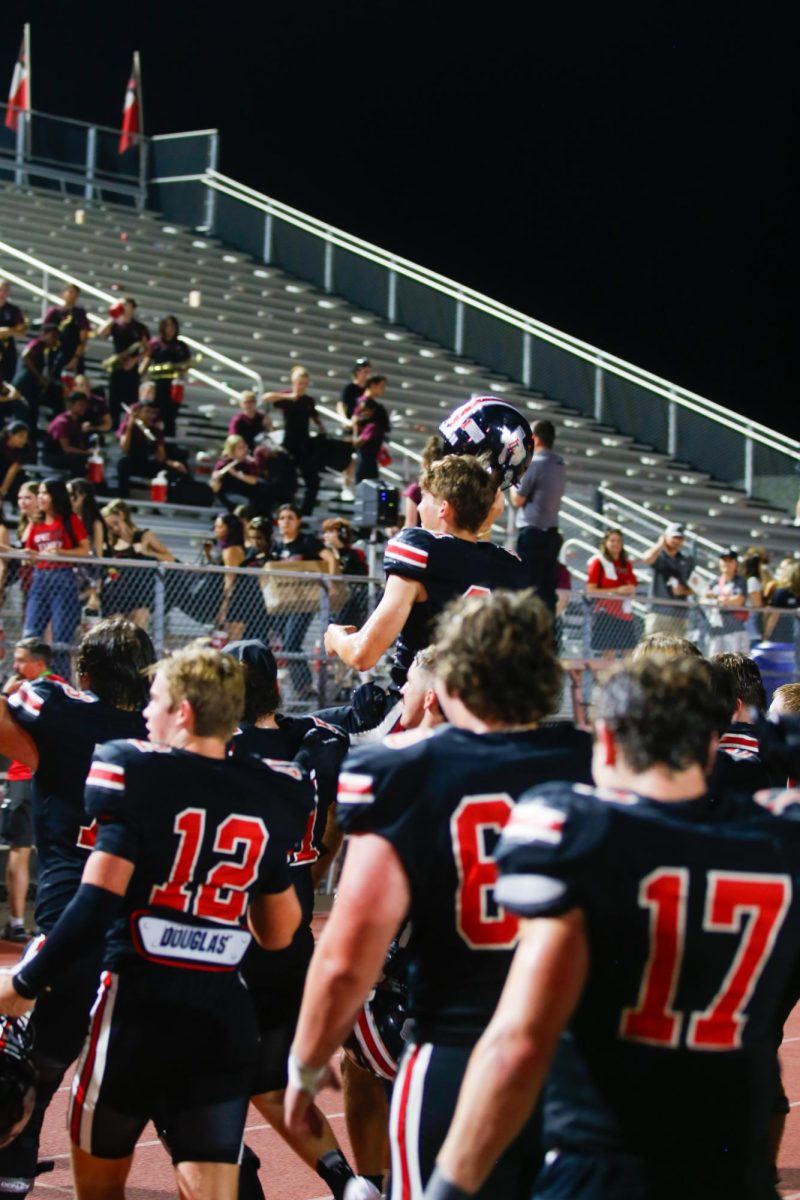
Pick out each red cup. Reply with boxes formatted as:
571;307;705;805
170;382;185;405
150;477;168;503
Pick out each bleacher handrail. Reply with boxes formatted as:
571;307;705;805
596;485;727;557
0;238;263;398
192;170;800;461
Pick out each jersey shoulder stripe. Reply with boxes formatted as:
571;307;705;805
385;538;429;568
87;763;126;792
338;772;375;805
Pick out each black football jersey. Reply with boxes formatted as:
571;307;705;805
231;714;349;922
7;679;146;931
337;723;593;1043
496;782;800;1163
84;739;314;974
382;527;527;685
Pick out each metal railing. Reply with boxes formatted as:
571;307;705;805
0;239;263;400
146;167;800;514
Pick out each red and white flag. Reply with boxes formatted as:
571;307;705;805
118;53;142;154
5;28;30;133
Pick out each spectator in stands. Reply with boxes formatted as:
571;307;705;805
511;418;566;615
0;280;26;385
72;373;112;438
639;522;696;636
116;395;189;499
586;528;638;658
23;478;90;676
403;435;444;528
11;321;61;429
321;516;368;627
228;390;269;449
263;366;326;516
1;636;58;942
742;551;765;644
252;435;299;510
202;511;254;644
44;283;90;383
353;383;389;483
704;549;749;655
338;357;371;426
95;298;150;428
232;514;274;644
0;421;31;506
68;479;109;613
211;434;274;514
101;499;175;630
42;392;91;474
337;357;371;499
142;315;191;438
763;559;800;644
269;503;336;699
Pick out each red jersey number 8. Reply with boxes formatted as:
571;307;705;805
451;794;519;950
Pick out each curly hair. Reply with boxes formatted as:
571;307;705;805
598;656;719;772
420;454;498;534
431;589;561;725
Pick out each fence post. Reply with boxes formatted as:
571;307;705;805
387;269;397;323
204;132;220;233
454;298;465;356
153;566;166;656
668;391;678;459
14;113;26;188
744;435;754;498
522;331;532;389
84;126;97;203
317;579;331;705
324;237;334;294
594;361;605;424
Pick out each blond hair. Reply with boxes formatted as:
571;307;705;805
223;434;246;458
155;646;245;739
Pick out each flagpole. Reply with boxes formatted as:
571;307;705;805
133;51;147;210
23;22;31;162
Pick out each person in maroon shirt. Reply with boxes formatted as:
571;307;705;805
44;284;90;382
43;393;91;474
0;279;27;385
211;434;274;514
228;390;269;449
72;374;112;439
96;298;150;428
11;323;61;428
23;478;90;676
142;315;191;438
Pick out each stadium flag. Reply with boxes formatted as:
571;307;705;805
119;52;142;154
4;26;30;133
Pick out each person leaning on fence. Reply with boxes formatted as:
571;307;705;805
23;478;90;678
763;559;800;644
100;499;175;631
585;528;638;658
267;504;338;701
68;480;109;615
202;512;255;645
703;549;749;656
639;522;696;636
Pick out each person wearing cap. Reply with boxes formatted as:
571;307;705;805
510;419;566;615
640;523;696;636
703;549;749;655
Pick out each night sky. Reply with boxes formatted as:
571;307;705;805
7;2;796;434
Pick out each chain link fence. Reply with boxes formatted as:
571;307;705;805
1;552;798;716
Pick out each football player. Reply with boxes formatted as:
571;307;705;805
0;646;311;1200
426;656;800;1200
0;618;155;1196
225;641;378;1200
285;589;593;1199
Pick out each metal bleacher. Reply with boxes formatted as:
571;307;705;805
1;181;798;574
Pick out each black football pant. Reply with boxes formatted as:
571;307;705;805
389;1042;540;1200
533;1150;778;1200
0;944;102;1196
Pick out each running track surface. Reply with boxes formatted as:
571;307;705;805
2;919;800;1198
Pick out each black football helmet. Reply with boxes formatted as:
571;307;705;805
0;1016;37;1148
439;397;534;488
344;986;408;1082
